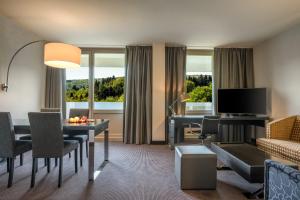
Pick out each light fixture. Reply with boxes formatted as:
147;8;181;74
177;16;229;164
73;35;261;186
44;43;81;69
1;41;81;92
168;93;190;116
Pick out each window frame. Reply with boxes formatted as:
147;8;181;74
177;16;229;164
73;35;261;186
64;48;126;117
185;49;214;115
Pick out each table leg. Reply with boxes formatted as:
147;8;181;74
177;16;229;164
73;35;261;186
88;129;109;181
104;130;109;161
168;120;175;150
88;130;95;181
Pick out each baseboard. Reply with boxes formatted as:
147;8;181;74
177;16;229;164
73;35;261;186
96;132;123;142
151;141;166;145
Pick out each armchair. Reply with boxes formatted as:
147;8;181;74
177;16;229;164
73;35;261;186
257;115;300;164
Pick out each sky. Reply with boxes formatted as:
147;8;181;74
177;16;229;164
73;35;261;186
66;54;212;80
66;67;125;80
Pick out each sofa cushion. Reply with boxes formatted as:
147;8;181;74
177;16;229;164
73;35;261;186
257;138;300;163
290;118;300;142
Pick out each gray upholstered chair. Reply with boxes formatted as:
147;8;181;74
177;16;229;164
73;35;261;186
265;160;300;200
0;112;32;187
40;108;61;112
28;112;78;188
64;108;89;166
19;108;61;167
19;108;61;141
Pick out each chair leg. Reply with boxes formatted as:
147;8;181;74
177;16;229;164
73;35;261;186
58;157;63;188
31;158;36;188
47;158;51;173
44;158;47;167
80;142;83;167
8;158;14;188
55;158;58;167
74;149;78;173
86;140;88;158
69;153;71;158
7;158;10;173
20;154;23;166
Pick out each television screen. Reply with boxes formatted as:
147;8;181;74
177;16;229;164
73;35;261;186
218;88;267;115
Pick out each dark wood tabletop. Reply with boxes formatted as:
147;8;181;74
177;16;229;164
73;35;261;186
13;119;109;135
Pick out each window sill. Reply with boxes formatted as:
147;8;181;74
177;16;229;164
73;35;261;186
185;110;212;115
93;109;123;114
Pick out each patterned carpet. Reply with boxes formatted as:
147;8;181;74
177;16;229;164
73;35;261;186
0;142;260;200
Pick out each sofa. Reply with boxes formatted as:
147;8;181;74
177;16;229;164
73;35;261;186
257;115;300;165
265;160;300;200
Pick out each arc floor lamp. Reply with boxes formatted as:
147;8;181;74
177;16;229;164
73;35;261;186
1;41;81;92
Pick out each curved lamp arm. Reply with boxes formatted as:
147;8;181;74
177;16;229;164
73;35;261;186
1;40;45;92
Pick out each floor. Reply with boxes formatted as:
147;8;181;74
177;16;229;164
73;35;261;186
0;142;261;200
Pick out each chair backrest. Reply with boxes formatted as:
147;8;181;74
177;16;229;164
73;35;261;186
69;109;89;118
67;109;89;135
202;117;220;135
41;108;61;112
0;112;15;158
28;112;64;157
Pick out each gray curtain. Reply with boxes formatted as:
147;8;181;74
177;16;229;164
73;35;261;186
45;66;64;109
123;46;152;144
165;47;187;141
213;48;254;143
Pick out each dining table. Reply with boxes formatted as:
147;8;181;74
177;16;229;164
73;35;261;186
13;118;110;181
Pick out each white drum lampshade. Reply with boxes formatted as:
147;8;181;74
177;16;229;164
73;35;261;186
44;43;81;68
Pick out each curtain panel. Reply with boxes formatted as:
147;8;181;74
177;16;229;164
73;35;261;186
213;48;254;143
123;46;152;144
165;47;187;141
45;66;64;109
213;48;254;90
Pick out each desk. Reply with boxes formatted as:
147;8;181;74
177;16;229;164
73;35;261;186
168;115;269;149
13;119;109;181
168;115;204;149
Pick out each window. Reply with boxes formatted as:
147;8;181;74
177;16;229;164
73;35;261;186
65;49;125;114
65;54;89;117
94;53;125;110
185;50;213;113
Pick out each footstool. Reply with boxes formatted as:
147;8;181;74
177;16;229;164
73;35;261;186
175;145;217;189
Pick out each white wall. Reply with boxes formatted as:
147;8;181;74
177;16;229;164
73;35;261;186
94;110;123;141
0;16;45;119
152;43;166;141
254;23;300;119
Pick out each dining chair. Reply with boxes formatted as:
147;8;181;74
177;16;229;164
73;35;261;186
64;108;89;166
0;112;32;188
28;112;78;188
19;108;61;141
19;108;61;167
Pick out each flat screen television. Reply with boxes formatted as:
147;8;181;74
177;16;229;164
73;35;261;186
218;88;267;115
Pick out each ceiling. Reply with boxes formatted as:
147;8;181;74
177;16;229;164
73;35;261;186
1;0;300;48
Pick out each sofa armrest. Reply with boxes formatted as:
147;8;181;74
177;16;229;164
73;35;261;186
266;116;296;139
265;160;300;200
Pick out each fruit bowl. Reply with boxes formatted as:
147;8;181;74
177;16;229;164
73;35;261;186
68;116;88;123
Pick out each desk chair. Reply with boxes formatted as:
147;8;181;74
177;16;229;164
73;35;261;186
193;116;220;144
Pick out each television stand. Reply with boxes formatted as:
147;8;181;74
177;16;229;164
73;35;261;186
227;113;257;118
218;115;269;144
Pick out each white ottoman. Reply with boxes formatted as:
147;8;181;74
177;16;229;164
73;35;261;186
175;145;217;190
